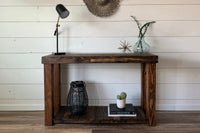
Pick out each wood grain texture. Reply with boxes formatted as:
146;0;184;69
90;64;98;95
53;64;60;116
54;106;147;124
44;64;53;126
42;54;158;126
3;52;200;69
0;111;200;133
146;63;156;126
145;64;150;120
42;54;158;64
141;63;146;113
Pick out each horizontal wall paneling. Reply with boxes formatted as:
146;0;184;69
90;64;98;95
1;0;200;6
1;5;200;21
1;21;200;37
1;37;200;53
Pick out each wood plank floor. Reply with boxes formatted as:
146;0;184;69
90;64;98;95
0;111;200;133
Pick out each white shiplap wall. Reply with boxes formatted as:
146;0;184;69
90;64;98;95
0;0;200;111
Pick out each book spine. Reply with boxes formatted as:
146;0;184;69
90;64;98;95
110;112;135;115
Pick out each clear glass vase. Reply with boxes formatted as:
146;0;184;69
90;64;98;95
133;37;150;54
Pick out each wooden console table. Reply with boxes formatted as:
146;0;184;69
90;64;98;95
42;54;158;126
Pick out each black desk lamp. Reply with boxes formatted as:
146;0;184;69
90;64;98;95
54;4;70;55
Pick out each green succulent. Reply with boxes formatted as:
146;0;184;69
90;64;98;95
117;95;121;100
117;92;127;100
120;92;127;99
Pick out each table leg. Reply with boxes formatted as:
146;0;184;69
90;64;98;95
53;64;60;116
141;63;147;113
44;64;53;126
146;63;156;126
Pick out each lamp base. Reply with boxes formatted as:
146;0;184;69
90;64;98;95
53;52;66;55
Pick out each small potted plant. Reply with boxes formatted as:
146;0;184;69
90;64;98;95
116;92;127;109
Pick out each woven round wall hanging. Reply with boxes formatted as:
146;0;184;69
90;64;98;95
83;0;120;17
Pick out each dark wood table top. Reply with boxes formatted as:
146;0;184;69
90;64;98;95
42;53;158;64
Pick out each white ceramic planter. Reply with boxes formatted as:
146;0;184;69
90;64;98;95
117;99;126;109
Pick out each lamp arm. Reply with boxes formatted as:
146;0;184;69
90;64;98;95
54;16;60;36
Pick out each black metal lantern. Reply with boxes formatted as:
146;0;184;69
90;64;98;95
67;81;88;115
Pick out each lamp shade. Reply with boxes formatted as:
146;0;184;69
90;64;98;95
56;4;70;19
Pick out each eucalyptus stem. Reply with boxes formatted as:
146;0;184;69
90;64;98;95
131;16;156;53
139;38;143;53
140;21;155;38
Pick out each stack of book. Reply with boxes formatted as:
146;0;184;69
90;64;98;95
108;104;136;117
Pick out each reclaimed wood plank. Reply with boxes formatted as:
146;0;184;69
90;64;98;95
44;64;53;126
53;64;60;116
146;63;156;126
1;111;200;132
53;106;147;124
42;54;158;64
42;54;158;126
141;63;147;113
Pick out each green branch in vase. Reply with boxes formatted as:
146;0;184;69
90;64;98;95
131;16;155;39
131;16;156;53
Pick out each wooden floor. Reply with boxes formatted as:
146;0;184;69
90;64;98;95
0;111;200;133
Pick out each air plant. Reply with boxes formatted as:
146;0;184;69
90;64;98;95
118;40;132;53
